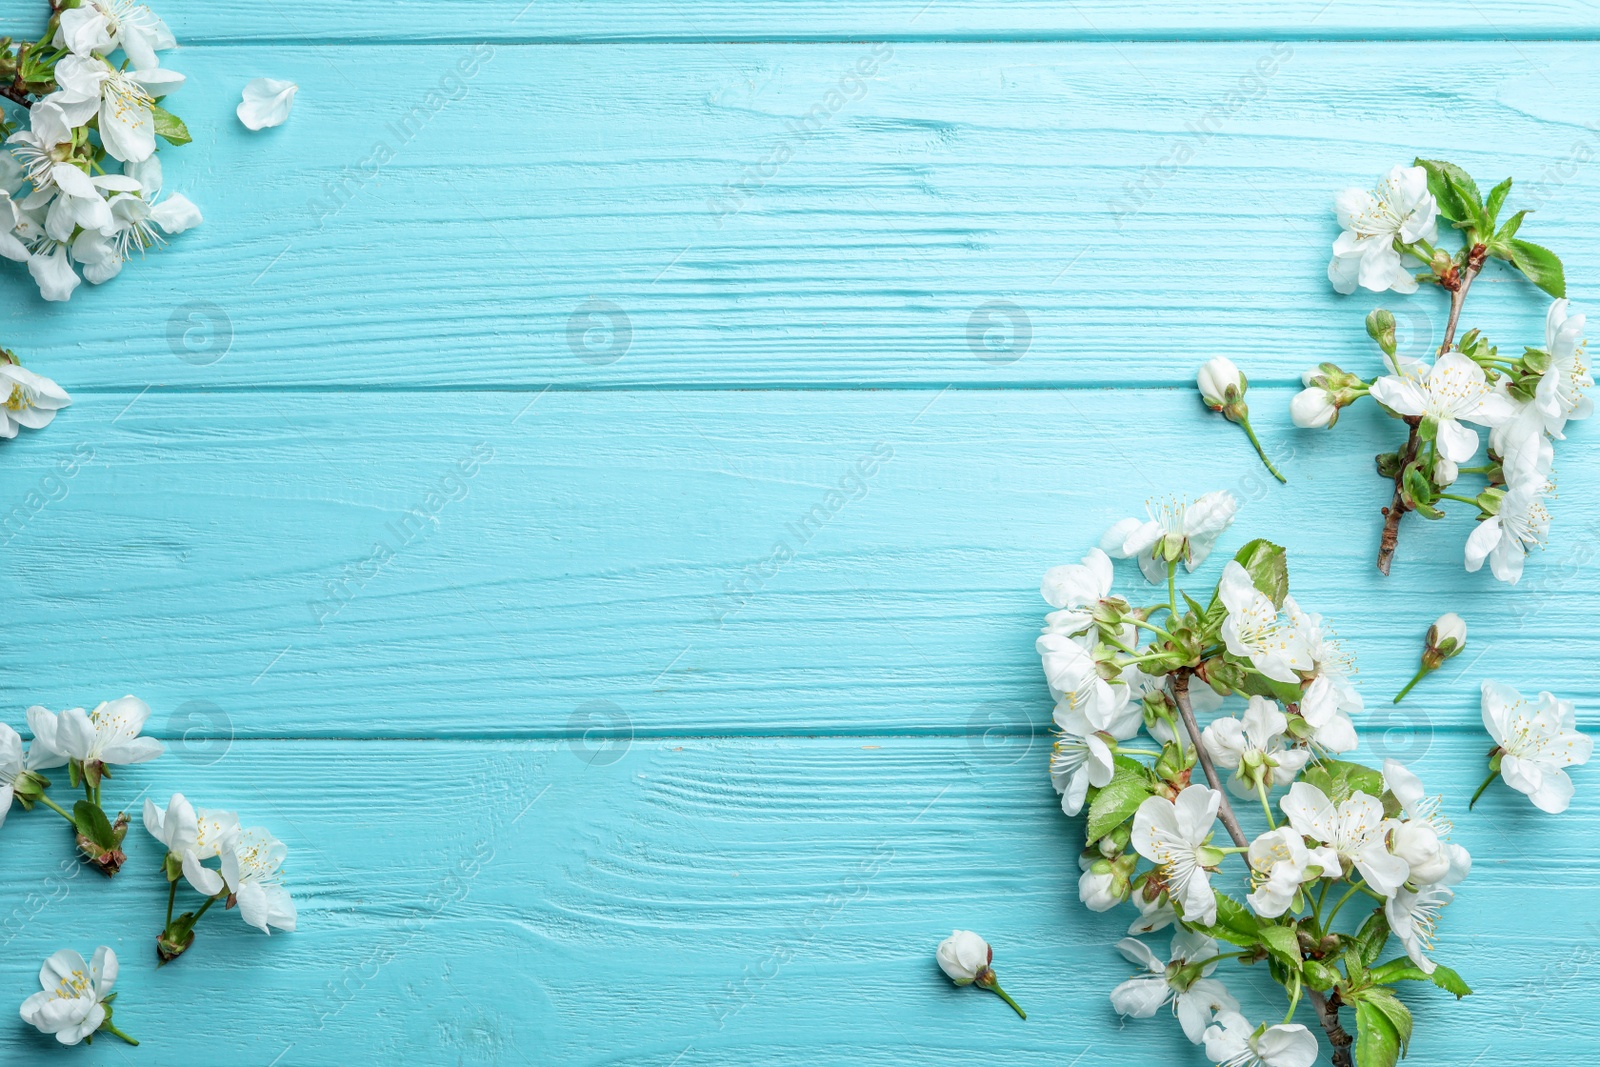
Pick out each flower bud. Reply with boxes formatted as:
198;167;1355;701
1079;859;1130;912
1391;821;1451;884
1291;386;1338;429
1197;357;1248;422
936;929;991;985
1432;458;1458;487
1422;612;1466;670
1366;309;1397;355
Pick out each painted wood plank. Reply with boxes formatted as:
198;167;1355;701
0;734;1589;1064
8;1;1600;44
5;42;1599;388
2;387;1594;737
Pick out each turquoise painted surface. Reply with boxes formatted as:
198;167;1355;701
1;2;1596;1062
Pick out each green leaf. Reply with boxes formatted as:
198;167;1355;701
1181;591;1208;619
1370;958;1473;998
151;104;191;146
1084;756;1155;842
1507;238;1566;298
1231;538;1289;609
1414;158;1481;224
1497;209;1527;242
1354;1000;1402;1067
1257;924;1303;970
1483;177;1512;226
73;801;118;850
1354;910;1391;969
1239;670;1307;706
1362;987;1414;1056
1197;891;1263;950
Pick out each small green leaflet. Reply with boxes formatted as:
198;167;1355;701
1506;238;1566;299
152;104;192;146
1414;158;1482;226
1230;538;1289;609
1084;756;1156;841
1256;924;1302;971
1370;958;1473;999
73;800;118;850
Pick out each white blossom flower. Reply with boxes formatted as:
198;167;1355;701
143;793;240;893
1480;680;1592;813
1040;546;1116;638
1384;884;1452;975
1368;353;1515;464
936;929;990;984
1464;479;1551;584
1218;562;1313;684
1132;785;1222;925
1128;888;1177;935
1327;165;1438;295
1280;782;1409;896
19;947;117;1046
1037;632;1128;730
1534;299;1591;438
56;0;175;70
1382;759;1470;887
49;54;186;163
1202;696;1310;797
1079;856;1129;912
5;100;77;191
216;827;298;933
1110;930;1238;1043
1102;491;1237;585
237;78;299;130
24;697;163;771
71;155;201;284
0;363;71;439
8;199;82;301
0;723;25;827
1051;697;1140;816
1203;1011;1319;1067
1290;601;1361;752
1246;827;1339;918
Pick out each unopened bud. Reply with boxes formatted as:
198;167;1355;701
1366;309;1397;355
1197;357;1247;419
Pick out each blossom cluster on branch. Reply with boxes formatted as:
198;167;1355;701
1293;161;1588;580
1;0;200;302
3;698;296;1046
1033;491;1588;1067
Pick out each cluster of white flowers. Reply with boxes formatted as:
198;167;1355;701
1;0;202;301
3;696;296;1047
1030;491;1588;1067
1295;160;1589;581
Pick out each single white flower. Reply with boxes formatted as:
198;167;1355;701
24;697;163;771
1037;632;1128;731
0;363;72;439
5;100;78;191
1480;680;1592;813
1382;759;1470;887
1327;165;1438;295
1534;299;1592;438
936;929;990;984
1246;827;1339;919
49;54;186;163
1368;353;1515;464
1040;546;1116;638
1110;930;1238;1044
71;155;201;284
56;0;176;70
8;199;83;301
1051;697;1140;817
0;723;26;827
1203;696;1310;798
1102;491;1237;585
1290;384;1337;429
1128;888;1177;935
1218;562;1313;684
1132;785;1222;926
1203;1011;1319;1067
1464;479;1551;585
1289;601;1361;752
237;78;299;130
217;827;298;932
1384;884;1452;975
19;947;118;1046
1280;782;1409;896
144;794;240;894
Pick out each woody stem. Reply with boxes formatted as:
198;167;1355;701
1170;670;1247;848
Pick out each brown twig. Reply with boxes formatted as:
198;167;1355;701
2;83;31;110
1169;670;1247;848
1308;989;1354;1067
1374;244;1486;575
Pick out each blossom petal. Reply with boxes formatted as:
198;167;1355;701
237;78;299;130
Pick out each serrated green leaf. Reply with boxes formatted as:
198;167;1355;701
1484;177;1512;226
1197;891;1262;949
1497;209;1527;242
151;104;191;146
1257;924;1303;970
1084;757;1155;841
1231;538;1289;609
1354;910;1391;968
73;800;118;850
1370;958;1473;998
1415;158;1481;224
1508;238;1566;298
1355;1001;1402;1067
1308;758;1385;804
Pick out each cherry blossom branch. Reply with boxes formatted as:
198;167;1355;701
2;81;31;109
1307;989;1353;1067
1375;243;1487;575
1169;669;1247;849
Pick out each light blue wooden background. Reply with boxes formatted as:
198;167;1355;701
3;2;1599;1063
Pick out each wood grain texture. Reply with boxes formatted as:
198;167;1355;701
14;0;1600;43
0;736;1589;1065
2;387;1594;738
4;43;1600;388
